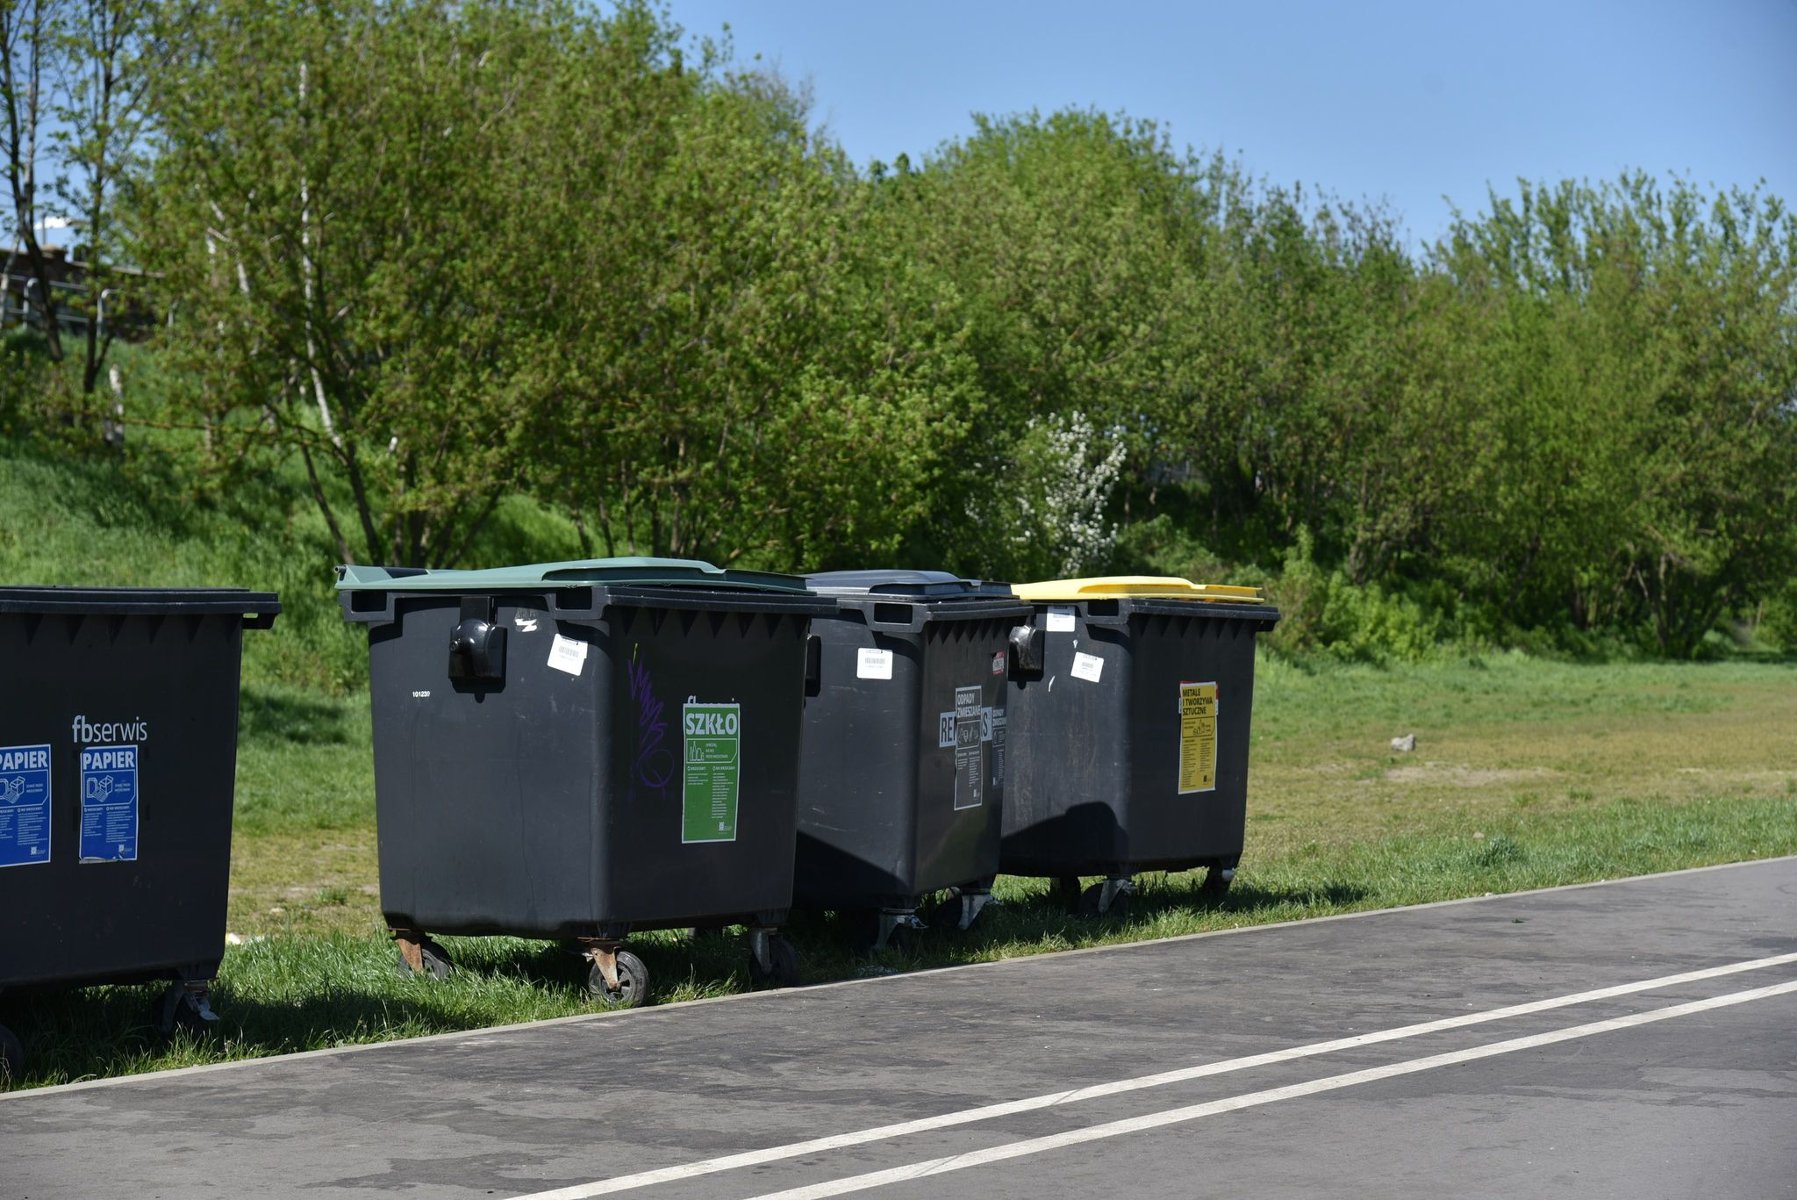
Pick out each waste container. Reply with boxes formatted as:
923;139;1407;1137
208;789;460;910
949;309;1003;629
338;558;834;1005
0;586;280;1082
1003;576;1278;915
794;571;1037;950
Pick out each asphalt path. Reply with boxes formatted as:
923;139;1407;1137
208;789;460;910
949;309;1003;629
4;857;1795;1199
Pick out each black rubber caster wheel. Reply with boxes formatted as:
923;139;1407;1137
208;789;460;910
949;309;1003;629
0;1023;23;1087
585;950;649;1008
748;936;800;989
883;922;918;956
1079;882;1131;919
923;895;958;932
1055;876;1084;914
154;984;221;1038
1200;865;1234;898
396;938;454;981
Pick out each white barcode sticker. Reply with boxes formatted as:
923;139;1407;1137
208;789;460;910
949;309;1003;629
1046;606;1077;633
1071;651;1104;683
856;648;894;680
547;634;588;676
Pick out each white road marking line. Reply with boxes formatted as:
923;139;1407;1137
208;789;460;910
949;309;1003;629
508;952;1797;1199
740;978;1797;1200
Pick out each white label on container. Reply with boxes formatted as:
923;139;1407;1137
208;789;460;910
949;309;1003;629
953;686;984;810
547;633;589;676
1046;606;1077;633
856;648;894;680
1071;651;1105;683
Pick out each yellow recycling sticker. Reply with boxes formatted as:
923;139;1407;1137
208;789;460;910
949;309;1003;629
1178;681;1218;795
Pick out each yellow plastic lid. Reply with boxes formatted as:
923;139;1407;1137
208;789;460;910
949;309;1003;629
1011;576;1265;603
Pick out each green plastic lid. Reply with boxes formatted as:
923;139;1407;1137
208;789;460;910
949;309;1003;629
1012;575;1265;604
336;557;811;594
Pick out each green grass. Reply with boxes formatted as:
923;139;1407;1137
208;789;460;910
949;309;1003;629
4;441;1795;1088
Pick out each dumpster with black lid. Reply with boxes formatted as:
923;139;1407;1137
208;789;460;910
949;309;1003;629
338;558;833;1004
0;586;280;1082
1003;576;1278;916
794;571;1037;951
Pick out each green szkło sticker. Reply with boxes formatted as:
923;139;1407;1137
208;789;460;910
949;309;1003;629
682;700;741;843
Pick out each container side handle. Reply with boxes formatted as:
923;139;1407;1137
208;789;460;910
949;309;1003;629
1007;624;1045;679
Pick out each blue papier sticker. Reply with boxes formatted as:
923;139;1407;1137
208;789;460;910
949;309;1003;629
79;744;139;863
0;743;53;869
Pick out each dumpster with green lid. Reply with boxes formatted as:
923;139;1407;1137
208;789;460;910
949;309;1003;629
338;558;833;1004
0;585;279;1084
1003;575;1278;916
794;570;1037;950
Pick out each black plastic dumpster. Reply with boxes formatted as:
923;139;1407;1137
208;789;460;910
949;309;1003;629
0;586;280;1082
794;571;1037;950
338;558;833;1005
1003;576;1278;915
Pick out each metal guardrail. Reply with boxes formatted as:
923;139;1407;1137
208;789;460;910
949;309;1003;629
2;274;92;334
3;273;149;338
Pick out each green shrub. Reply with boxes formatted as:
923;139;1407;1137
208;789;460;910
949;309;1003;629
1263;528;1448;662
1760;581;1797;653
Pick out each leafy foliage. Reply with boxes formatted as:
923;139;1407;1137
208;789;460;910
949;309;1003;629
3;2;1793;656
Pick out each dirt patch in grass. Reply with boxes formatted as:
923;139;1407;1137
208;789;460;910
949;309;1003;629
1383;763;1559;786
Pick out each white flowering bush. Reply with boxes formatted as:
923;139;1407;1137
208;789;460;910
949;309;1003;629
1005;409;1128;578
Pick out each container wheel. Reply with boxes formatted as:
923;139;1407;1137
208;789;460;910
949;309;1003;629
1079;882;1131;919
0;1024;23;1087
924;895;960;933
1055;876;1084;914
748;935;800;989
396;937;454;981
586;950;649;1008
1200;864;1234;898
153;983;221;1038
883;923;916;956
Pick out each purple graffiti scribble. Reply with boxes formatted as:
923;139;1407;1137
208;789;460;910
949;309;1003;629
627;657;676;794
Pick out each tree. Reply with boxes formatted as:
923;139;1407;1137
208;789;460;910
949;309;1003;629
1432;175;1797;652
50;0;155;398
140;0;642;566
1;0;65;360
530;61;983;569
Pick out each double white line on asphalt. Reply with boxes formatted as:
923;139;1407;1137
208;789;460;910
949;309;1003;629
512;951;1797;1200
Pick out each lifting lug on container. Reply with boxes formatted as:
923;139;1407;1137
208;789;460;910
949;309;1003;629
447;594;507;684
804;635;822;696
1007;624;1045;678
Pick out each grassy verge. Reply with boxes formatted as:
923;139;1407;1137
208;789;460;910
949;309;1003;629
4;653;1793;1089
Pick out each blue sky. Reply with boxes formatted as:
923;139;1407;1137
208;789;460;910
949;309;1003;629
666;0;1797;247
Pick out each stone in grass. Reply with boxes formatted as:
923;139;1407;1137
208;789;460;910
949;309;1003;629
1390;733;1417;753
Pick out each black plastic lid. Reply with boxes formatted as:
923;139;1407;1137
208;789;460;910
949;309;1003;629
0;586;282;618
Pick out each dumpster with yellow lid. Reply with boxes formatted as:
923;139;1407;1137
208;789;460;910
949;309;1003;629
1003;575;1279;915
